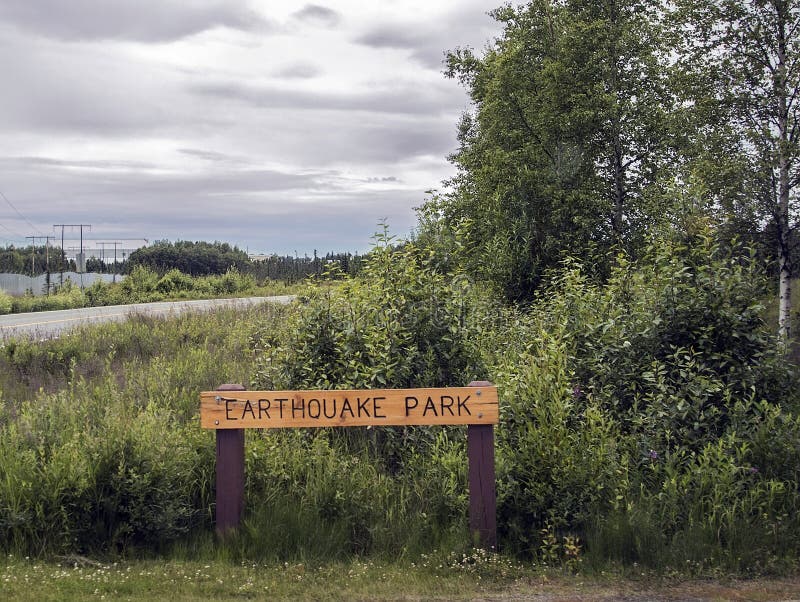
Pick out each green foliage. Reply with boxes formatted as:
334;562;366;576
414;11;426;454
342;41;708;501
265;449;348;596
0;400;205;553
84;266;257;306
485;226;800;565
2;223;800;571
0;245;67;276
232;428;468;560
0;289;12;314
10;280;86;313
493;312;623;557
425;0;674;301
564;229;796;450
156;269;196;295
244;228;486;551
0;304;278;555
126;241;249;277
253;228;483;391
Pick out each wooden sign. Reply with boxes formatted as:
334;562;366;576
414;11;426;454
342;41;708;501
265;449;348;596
200;386;499;429
206;382;497;550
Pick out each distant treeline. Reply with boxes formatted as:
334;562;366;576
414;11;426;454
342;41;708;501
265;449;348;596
0;245;70;275
0;241;364;283
126;241;364;282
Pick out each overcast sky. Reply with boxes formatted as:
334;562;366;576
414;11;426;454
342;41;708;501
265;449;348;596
0;0;502;255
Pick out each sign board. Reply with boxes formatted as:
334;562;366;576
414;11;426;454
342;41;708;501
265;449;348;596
200;386;499;429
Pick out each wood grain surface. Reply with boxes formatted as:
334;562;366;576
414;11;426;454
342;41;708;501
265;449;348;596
200;386;499;429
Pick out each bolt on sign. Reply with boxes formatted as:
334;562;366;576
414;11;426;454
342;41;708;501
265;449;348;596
200;386;499;429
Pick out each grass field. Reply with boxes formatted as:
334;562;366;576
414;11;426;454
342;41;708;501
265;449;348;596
2;556;800;601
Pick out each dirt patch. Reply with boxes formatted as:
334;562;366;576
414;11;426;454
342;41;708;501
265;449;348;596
465;576;800;601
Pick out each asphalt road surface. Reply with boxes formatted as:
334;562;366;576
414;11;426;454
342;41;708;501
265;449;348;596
0;296;294;340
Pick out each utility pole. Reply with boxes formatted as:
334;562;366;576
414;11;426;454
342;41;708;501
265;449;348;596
25;235;52;276
98;242;106;273
25;236;36;276
43;236;55;294
98;242;122;282
53;224;91;285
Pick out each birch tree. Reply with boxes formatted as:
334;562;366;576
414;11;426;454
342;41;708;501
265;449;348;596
680;0;800;340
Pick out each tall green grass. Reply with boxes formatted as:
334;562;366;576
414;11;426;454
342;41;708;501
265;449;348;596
0;305;275;555
0;300;471;560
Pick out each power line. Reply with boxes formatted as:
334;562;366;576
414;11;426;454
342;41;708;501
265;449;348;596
0;190;45;235
53;224;91;285
0;221;26;242
25;235;54;277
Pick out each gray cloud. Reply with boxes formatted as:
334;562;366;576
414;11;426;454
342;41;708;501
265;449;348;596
273;62;323;79
0;33;199;135
188;79;463;116
353;1;499;69
0;1;502;254
0;0;266;42
0;157;326;197
291;5;341;27
355;27;426;50
354;25;448;69
177;149;249;165
0;156;156;170
208;105;459;166
0;155;419;252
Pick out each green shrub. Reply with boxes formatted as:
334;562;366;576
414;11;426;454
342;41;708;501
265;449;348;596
0;304;276;555
118;266;162;303
156;269;196;295
246;228;485;552
486;226;800;564
0;391;211;554
490;310;624;557
253;229;483;392
207;267;255;296
11;280;86;313
2;222;799;569
0;289;12;314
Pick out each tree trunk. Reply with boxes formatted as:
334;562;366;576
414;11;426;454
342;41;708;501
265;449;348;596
776;3;792;342
611;129;626;240
779;238;792;341
608;1;626;241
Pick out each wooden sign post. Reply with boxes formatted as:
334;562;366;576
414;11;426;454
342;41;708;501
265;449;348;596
202;381;498;549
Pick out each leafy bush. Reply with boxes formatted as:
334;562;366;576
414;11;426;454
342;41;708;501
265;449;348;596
486;227;800;565
156;269;196;295
208;267;256;296
10;280;86;313
253;228;483;391
245;228;486;552
0;398;205;553
0;289;12;314
119;266;162;303
2;223;799;570
83;267;258;306
0;304;277;555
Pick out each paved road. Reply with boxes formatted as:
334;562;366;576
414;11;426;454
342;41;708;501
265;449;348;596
0;296;294;340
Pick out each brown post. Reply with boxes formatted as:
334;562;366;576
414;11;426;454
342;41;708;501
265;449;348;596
215;384;246;535
467;380;497;550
